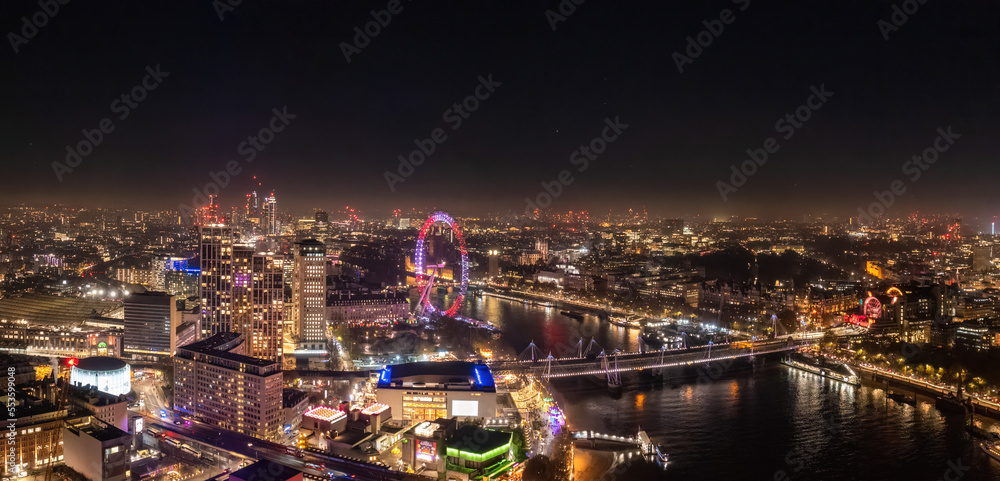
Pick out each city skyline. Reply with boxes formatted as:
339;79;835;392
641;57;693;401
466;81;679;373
5;2;1000;480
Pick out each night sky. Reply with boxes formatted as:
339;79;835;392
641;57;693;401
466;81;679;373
3;0;999;219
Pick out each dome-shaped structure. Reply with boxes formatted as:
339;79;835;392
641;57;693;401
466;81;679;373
70;356;130;396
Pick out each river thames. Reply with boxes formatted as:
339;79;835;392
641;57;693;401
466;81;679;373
462;294;1000;481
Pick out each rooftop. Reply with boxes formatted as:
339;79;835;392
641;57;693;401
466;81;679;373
282;388;309;408
75;356;127;372
447;426;512;454
377;361;495;391
230;459;302;481
176;332;277;368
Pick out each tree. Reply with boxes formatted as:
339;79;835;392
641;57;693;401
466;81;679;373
510;427;528;460
522;455;554;481
549;433;574;481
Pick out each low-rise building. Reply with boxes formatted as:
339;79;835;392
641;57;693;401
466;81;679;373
67;384;129;432
62;416;131;481
956;322;990;351
445;425;514;481
282;388;309;444
376;361;498;422
327;292;409;327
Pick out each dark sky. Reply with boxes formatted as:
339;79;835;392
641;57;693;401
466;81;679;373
3;0;999;219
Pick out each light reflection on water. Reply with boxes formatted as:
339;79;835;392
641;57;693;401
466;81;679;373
460;293;641;355
459;296;1000;481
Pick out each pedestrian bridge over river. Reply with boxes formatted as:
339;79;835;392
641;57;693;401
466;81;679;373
489;338;811;380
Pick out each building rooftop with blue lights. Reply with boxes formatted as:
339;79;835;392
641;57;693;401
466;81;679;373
376;361;496;392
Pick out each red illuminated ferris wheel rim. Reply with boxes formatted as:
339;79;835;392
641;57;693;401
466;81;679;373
414;211;469;317
863;296;882;319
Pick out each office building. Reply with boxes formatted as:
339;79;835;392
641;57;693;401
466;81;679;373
487;250;499;282
165;269;199;299
174;332;283;441
973;244;993;272
956;322;990;351
123;292;180;360
292;239;327;344
282;389;309;444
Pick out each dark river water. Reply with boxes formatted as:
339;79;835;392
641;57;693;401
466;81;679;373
461;294;1000;481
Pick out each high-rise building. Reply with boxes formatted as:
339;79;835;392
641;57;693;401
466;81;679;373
292;239;327;344
151;255;186;291
173;332;283;442
165;269;199;299
487;249;500;282
973;244;993;272
199;225;234;338
263;194;277;235
123;292;180;360
200;225;284;361
232;246;284;362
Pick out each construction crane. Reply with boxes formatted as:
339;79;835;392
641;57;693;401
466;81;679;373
44;357;77;481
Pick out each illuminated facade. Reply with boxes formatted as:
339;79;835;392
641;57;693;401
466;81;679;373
292;239;327;343
232;246;284;362
174;332;283;441
70;357;131;396
376;362;497;422
2;406;77;476
123;292;180;360
445;426;513;476
0;319;121;358
327;292;409;327
199;225;234;337
263;195;277;235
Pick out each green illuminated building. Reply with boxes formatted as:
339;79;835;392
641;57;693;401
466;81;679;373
445;425;514;480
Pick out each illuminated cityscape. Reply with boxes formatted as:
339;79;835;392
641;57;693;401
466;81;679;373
3;1;1000;481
